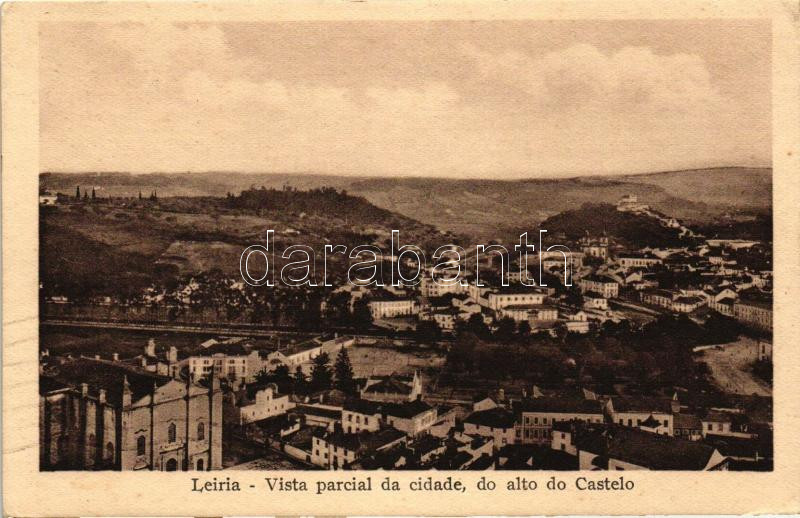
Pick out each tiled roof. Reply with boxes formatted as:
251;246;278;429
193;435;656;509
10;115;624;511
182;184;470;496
464;407;516;429
363;377;412;395
575;424;720;470
514;397;604;415
610;396;674;414
41;357;174;406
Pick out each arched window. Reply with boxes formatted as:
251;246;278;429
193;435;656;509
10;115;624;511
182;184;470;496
197;422;205;441
196;458;204;471
168;423;176;443
165;458;178;471
136;435;146;456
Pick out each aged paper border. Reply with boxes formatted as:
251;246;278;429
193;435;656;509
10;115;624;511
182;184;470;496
3;1;799;516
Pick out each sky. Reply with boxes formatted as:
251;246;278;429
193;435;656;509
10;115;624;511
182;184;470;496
39;20;771;178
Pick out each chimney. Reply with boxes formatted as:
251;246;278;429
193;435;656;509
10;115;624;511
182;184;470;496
95;354;101;360
122;376;132;407
81;383;89;397
113;353;119;361
498;388;505;401
145;338;156;357
168;346;178;363
99;389;106;404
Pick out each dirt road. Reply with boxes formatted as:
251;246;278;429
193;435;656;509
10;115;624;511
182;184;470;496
699;337;771;397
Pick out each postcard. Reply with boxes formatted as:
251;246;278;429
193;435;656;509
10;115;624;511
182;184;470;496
3;1;799;515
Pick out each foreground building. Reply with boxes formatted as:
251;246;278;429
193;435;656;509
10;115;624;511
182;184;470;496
553;422;728;471
40;357;222;471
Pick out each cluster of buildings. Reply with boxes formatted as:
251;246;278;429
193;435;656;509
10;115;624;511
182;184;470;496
39;194;772;472
40;329;772;472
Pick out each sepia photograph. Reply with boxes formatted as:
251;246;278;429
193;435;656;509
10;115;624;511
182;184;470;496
4;1;800;516
32;16;773;478
35;17;774;473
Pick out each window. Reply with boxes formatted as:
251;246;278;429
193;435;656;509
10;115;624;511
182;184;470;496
137;435;146;456
165;458;178;471
717;423;723;431
197;459;204;471
708;423;713;431
197;422;205;441
168;423;177;443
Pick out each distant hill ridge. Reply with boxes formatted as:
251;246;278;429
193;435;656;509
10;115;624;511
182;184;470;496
41;167;771;239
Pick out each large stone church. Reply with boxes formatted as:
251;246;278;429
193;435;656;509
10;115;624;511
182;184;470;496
39;356;222;471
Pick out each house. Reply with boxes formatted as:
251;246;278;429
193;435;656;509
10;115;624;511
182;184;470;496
583;293;608;310
701;411;755;439
606;396;678;436
733;294;772;331
640;288;677;311
224;382;293;426
382;400;438;437
498;304;557;323
485;286;547;311
39;356;222;471
291;404;342;430
311;426;406;469
343;398;438;437
186;340;261;388
709;296;736;316
360;372;422;403
513;397;605;445
578;275;619;298
672;295;706;313
616;252;663;269
463;407;516;450
342;399;382;434
266;340;323;373
559;422;728;470
564;319;591;334
368;298;419;319
673;413;703;441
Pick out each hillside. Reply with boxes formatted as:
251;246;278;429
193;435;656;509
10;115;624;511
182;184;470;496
40;167;771;240
539;203;686;248
39;189;445;298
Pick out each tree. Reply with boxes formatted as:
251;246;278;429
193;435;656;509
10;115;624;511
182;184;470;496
293;366;308;394
517;321;532;340
415;320;441;344
461;313;489;339
91;187;96;200
494;317;517;342
563;287;584;308
75;186;81;199
310;352;333;392
333;347;356;394
351;298;373;330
